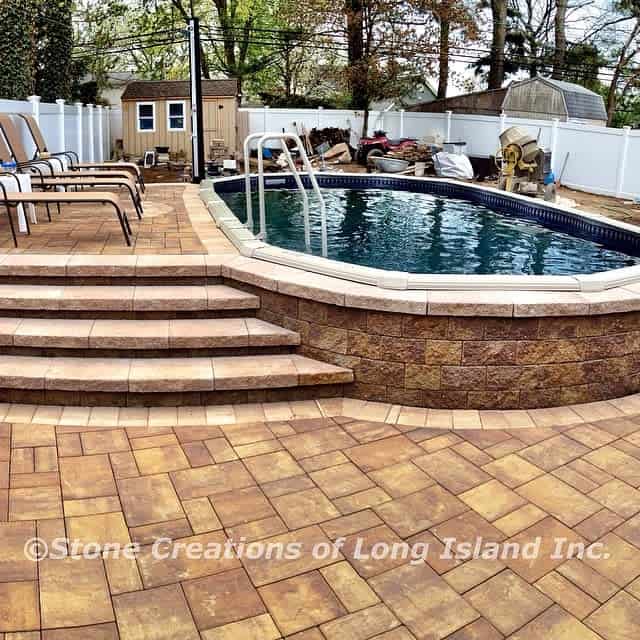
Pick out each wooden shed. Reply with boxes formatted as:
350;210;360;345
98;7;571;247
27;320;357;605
121;79;238;159
502;77;607;125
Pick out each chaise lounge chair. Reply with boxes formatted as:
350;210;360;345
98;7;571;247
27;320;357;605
17;113;145;191
0;185;132;246
0;115;137;186
0;123;144;219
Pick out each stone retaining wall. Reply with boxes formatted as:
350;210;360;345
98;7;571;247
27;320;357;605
233;281;640;409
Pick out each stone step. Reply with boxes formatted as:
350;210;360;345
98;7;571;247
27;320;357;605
0;354;353;393
0;284;259;312
0;317;299;350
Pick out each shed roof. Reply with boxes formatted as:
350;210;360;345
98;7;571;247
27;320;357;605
408;87;507;115
122;79;238;100
508;77;607;122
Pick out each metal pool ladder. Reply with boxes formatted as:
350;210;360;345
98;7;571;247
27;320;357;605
243;132;328;257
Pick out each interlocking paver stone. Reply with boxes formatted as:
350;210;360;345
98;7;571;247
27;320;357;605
0;521;37;581
272;487;340;529
113;584;199;640
210;485;275;526
117;473;184;527
370;563;480;640
0;581;40;632
376;485;467;537
510;604;603;639
183;567;265;630
346;435;424;472
459;479;527;522
465;570;551;635
39;556;114;628
516;474;602;527
309;462;374;498
59;454;116;499
259;570;346;635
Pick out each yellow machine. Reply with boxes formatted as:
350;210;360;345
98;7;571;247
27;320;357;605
496;126;556;201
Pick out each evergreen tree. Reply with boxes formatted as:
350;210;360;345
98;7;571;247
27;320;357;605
0;0;36;99
35;0;75;101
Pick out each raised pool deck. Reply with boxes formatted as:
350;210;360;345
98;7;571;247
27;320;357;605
0;182;638;638
0;181;640;408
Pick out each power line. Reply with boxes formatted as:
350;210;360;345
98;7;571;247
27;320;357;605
72;37;188;59
74;29;182;48
71;19;640;87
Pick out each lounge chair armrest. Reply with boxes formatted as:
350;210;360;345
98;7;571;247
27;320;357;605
51;151;77;166
0;172;23;192
20;159;55;175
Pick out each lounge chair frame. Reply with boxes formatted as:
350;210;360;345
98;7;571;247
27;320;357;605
0;119;143;219
17;113;146;192
0;173;28;246
0;187;132;246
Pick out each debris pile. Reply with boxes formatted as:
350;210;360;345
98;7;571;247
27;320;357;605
308;127;351;150
387;143;438;164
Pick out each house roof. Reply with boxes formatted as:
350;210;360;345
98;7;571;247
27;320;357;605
121;79;238;100
371;82;438;112
508;77;607;122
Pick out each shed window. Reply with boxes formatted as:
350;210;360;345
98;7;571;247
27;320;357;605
167;101;186;131
136;102;155;132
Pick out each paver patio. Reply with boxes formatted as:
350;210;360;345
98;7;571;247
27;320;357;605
0;184;210;254
1;402;640;638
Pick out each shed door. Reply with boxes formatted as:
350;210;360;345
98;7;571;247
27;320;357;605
203;99;236;158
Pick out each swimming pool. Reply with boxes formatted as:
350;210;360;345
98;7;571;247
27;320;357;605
216;175;640;277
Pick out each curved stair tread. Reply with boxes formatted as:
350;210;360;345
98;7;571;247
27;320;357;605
0;354;353;393
0;317;299;349
0;284;259;311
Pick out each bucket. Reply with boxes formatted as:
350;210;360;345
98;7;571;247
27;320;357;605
415;162;426;177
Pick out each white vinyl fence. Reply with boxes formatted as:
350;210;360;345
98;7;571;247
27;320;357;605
0;96;121;164
240;106;639;200
3;96;633;199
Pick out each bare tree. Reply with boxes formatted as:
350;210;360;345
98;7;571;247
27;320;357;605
488;0;507;88
606;20;640;125
552;0;568;78
429;0;476;98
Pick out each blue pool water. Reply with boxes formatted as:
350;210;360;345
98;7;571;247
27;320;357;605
220;187;640;276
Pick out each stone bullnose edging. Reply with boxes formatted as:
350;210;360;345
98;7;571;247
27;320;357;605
2;252;640;318
0;396;638;429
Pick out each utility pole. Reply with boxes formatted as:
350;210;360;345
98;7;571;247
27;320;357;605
188;16;205;183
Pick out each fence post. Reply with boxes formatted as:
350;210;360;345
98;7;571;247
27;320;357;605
616;126;631;197
97;105;104;162
263;105;269;132
75;102;83;162
550;118;560;174
446;110;452;142
27;95;41;124
87;104;95;163
55;99;65;154
400;109;405;138
105;106;111;160
317;106;323;129
499;111;507;135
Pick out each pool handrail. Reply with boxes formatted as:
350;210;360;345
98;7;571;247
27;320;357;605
243;132;328;257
